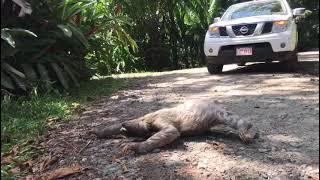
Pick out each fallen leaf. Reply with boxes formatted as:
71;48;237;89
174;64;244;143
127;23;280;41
47;117;60;122
32;166;39;173
47;117;61;127
47;156;58;167
1;155;15;165
23;160;34;167
25;175;36;180
122;163;128;173
39;165;82;180
40;154;57;171
35;132;45;144
21;139;34;146
205;140;219;146
111;155;117;162
10;167;21;174
11;144;20;156
5;140;34;158
39;161;46;172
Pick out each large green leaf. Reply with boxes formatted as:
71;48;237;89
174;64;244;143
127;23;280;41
106;15;134;26
36;63;50;82
1;44;19;59
57;24;73;37
2;62;26;79
113;25;138;52
63;60;81;78
60;0;96;22
21;64;38;80
1;29;16;47
11;0;32;15
208;0;217;14
61;62;80;87
50;62;69;89
7;73;26;91
5;28;37;37
30;45;53;61
67;23;89;48
1;72;15;90
1;28;37;50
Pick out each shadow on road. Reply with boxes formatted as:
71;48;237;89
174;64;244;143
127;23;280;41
222;61;319;75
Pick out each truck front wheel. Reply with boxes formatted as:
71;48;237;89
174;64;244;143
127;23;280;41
281;51;298;72
207;64;223;74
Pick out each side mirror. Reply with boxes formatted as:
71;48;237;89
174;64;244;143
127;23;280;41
292;8;306;17
213;17;221;23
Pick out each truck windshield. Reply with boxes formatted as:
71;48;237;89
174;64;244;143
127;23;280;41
222;0;287;21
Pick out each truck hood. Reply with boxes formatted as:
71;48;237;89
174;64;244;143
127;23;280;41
212;15;291;27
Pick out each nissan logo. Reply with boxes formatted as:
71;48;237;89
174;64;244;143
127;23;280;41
239;26;249;34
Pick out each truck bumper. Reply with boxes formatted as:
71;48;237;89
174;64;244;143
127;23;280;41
204;30;297;57
206;50;294;65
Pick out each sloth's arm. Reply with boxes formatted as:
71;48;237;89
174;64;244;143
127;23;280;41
95;123;123;138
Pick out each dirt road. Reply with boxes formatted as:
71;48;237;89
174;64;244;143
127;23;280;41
37;60;319;180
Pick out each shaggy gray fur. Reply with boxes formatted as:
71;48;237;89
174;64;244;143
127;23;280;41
95;99;255;154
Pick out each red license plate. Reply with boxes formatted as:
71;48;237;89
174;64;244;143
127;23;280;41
236;47;252;56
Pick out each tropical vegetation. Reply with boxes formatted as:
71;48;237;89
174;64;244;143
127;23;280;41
2;0;318;94
1;0;319;177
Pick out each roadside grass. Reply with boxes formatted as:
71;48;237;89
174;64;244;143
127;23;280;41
1;76;130;178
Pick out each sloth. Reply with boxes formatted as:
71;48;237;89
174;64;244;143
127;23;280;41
94;99;257;154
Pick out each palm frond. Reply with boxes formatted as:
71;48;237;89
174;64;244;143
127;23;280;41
1;72;15;90
7;73;26;91
2;62;26;79
67;23;89;48
61;62;80;87
36;63;51;82
21;64;38;80
50;62;69;90
1;29;16;47
57;24;73;37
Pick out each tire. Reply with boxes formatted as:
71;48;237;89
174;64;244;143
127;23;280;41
281;51;298;72
207;64;223;74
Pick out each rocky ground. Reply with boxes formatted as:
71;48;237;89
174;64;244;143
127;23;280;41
27;59;319;180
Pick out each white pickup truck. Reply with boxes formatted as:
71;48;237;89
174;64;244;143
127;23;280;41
204;0;305;74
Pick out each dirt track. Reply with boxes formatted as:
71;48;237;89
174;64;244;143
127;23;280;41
36;60;319;180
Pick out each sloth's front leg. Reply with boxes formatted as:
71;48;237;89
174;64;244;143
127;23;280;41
120;124;180;154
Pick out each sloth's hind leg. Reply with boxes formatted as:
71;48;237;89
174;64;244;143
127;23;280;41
121;119;180;154
139;125;180;153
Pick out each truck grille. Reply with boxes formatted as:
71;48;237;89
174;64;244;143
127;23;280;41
261;22;273;34
218;43;272;56
232;24;257;36
219;27;228;36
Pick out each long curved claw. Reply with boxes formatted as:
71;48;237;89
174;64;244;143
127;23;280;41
119;142;140;155
239;131;252;144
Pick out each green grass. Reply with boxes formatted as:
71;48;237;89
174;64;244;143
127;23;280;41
1;76;130;178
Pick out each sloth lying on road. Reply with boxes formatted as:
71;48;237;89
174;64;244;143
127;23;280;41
94;99;257;154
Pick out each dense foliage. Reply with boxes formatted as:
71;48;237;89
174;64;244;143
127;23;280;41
288;0;319;50
0;0;319;177
2;0;89;94
118;0;217;71
1;0;135;94
1;0;319;94
117;0;318;71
